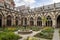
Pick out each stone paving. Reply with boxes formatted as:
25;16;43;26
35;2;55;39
52;29;60;40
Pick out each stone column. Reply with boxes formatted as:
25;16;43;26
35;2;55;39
27;18;30;26
34;17;37;26
42;21;45;27
12;18;13;26
18;19;21;26
52;18;56;28
13;16;16;26
23;18;25;26
4;17;6;26
2;17;4;27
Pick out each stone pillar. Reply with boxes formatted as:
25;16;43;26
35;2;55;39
13;19;15;26
27;18;30;26
18;19;21;26
52;19;56;28
13;16;16;26
2;17;4;27
23;18;25;26
34;18;37;26
4;17;6;26
12;18;13;26
42;21;45;27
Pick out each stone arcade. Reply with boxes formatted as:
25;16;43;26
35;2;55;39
0;0;60;28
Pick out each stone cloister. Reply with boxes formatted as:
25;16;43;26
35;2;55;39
0;2;60;28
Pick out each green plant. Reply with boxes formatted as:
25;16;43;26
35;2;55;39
3;27;19;32
34;27;54;40
0;32;22;40
26;37;39;40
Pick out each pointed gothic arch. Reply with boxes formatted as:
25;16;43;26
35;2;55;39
46;16;52;27
30;17;34;26
57;15;60;28
7;15;12;26
37;17;42;26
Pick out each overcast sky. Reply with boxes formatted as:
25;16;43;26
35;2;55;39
14;0;60;8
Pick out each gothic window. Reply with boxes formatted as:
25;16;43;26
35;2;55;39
7;15;11;26
46;16;52;27
37;17;42;26
30;17;34;26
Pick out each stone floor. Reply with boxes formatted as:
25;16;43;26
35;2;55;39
52;29;60;40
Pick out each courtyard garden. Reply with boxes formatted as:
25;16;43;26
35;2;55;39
0;26;55;40
0;32;22;40
34;27;54;40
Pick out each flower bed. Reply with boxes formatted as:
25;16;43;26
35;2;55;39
34;27;54;40
0;32;22;40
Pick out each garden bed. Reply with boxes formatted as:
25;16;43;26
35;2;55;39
34;27;54;40
0;26;41;32
19;26;41;31
0;32;22;40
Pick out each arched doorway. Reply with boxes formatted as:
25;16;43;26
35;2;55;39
37;17;42;26
30;17;34;26
7;15;12;26
0;15;2;27
46;16;52;27
57;15;60;28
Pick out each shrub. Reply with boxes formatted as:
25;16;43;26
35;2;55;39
42;27;54;33
34;27;54;39
26;37;40;40
0;32;22;40
3;27;18;32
